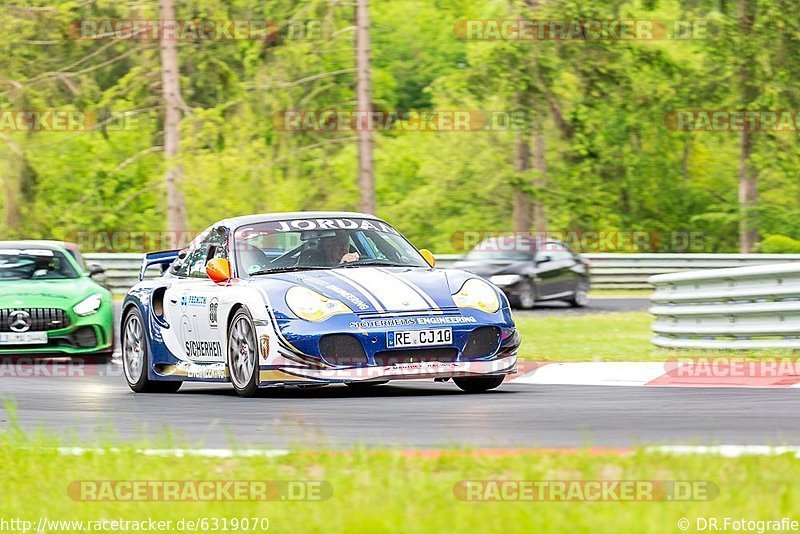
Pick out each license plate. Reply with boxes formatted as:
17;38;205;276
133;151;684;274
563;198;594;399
387;328;452;348
0;332;48;345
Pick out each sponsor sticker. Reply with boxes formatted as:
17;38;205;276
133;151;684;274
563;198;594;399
180;295;207;307
185;340;222;358
208;298;219;328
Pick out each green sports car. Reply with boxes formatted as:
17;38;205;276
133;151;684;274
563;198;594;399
0;241;114;362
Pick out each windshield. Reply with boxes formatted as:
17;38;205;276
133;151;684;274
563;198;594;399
234;217;429;275
0;248;80;280
466;237;534;261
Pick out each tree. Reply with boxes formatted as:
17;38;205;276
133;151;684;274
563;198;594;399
737;0;758;252
160;0;188;232
355;0;375;214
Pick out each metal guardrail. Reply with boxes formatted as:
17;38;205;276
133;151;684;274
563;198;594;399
85;252;800;295
85;253;145;295
648;263;800;349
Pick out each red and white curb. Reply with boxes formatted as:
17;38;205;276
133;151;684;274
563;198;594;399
507;361;800;388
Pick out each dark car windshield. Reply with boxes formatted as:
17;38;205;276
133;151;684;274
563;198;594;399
0;248;80;280
234;217;429;275
466;237;534;261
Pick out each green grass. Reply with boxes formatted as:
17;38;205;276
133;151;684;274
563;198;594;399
2;429;799;533
515;312;795;362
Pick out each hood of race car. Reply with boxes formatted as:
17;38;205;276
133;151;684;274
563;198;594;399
256;266;483;315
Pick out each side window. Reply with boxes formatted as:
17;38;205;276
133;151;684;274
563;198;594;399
170;227;229;279
543;242;573;261
170;249;193;277
187;243;213;278
188;227;229;279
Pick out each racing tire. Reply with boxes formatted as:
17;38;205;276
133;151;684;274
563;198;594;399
569;281;589;308
122;308;182;393
453;375;505;393
518;289;536;309
227;308;260;398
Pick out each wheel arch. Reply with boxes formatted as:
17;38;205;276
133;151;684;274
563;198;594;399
226;303;250;331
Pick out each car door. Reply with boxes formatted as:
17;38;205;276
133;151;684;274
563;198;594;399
545;241;580;296
162;227;229;363
532;243;563;300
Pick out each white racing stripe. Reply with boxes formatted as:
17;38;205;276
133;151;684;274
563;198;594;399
328;270;386;313
377;268;441;311
336;268;431;312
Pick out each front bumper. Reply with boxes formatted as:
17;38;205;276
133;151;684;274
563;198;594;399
259;354;517;384
261;309;519;385
0;305;113;356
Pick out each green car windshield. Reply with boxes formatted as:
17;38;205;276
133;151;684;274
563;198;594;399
0;248;80;280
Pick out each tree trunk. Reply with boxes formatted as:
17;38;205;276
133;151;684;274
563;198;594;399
513;133;532;233
515;0;548;234
738;0;757;252
160;0;187;233
1;136;22;234
738;129;757;252
532;129;547;233
355;0;375;214
2;170;20;235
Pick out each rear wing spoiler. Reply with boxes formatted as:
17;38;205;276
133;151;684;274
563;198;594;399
139;249;180;281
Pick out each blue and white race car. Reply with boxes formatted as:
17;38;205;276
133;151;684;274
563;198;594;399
121;212;520;397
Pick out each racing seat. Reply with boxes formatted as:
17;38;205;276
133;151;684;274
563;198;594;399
238;246;271;275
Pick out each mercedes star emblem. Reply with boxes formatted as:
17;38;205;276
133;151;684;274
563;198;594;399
9;310;32;333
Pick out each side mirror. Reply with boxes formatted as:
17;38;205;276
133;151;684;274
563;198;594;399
536;253;552;264
206;258;231;284
419;249;436;267
87;262;105;277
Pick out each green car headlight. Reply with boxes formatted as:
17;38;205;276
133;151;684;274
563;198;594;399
489;274;523;287
73;293;104;316
286;286;351;322
452;278;500;313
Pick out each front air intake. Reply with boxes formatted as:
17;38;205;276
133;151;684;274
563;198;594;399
319;334;367;366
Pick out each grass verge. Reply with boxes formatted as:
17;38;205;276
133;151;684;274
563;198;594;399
1;429;798;533
514;312;795;362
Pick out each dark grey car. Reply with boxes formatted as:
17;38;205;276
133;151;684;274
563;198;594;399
453;237;590;309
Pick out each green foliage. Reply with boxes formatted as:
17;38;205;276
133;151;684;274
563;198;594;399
1;0;800;253
756;234;800;253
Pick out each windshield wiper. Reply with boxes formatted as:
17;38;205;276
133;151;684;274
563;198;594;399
248;266;330;276
339;259;408;268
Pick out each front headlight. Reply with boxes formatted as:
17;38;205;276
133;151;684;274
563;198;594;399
489;274;523;287
73;293;103;316
285;286;351;322
452;278;500;313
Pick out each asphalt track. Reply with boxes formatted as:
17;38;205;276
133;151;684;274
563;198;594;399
2;364;799;449
6;297;796;450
